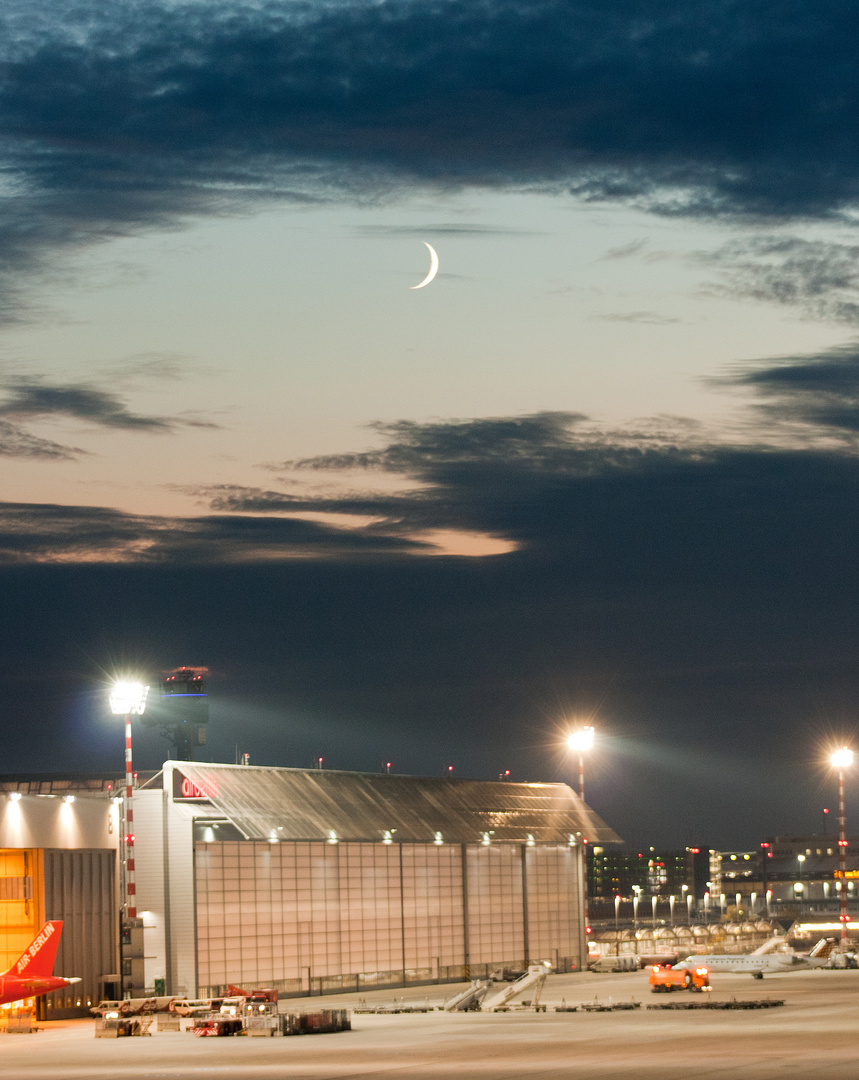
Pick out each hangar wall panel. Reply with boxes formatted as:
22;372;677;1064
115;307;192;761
132;790;167;991
525;845;581;967
43;849;116;1017
465;845;526;966
163;795;196;996
401;844;464;973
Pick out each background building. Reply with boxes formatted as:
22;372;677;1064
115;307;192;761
588;846;710;902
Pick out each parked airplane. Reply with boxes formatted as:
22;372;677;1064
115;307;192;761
0;921;80;1006
682;936;835;979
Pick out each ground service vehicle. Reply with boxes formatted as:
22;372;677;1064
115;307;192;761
169;999;212;1016
193;988;278;1035
590;955;640;973
649;964;711;992
90;996;177;1016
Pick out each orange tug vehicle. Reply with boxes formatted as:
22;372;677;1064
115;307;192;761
649;963;711;993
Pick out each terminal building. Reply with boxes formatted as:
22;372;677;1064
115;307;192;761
0;761;619;1013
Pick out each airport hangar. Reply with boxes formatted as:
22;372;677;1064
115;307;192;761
0;761;619;1015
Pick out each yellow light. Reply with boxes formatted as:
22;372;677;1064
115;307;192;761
832;747;854;769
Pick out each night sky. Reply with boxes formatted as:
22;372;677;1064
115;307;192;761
0;0;858;850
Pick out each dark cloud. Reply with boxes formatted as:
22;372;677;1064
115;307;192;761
597;310;682;324
0;379;220;437
356;224;542;237
718;342;859;433
599;239;650;261
0;418;82;459
0;502;431;564
3;0;859;314
705;236;859;324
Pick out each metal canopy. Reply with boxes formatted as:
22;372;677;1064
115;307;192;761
173;761;621;844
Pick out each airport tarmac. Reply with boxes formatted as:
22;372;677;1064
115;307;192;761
2;968;858;1080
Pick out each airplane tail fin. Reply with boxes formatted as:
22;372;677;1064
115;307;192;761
2;921;63;979
808;937;836;959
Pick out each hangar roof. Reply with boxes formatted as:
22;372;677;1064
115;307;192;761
174;761;621;845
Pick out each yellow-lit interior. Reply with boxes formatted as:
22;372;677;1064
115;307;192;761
0;849;43;974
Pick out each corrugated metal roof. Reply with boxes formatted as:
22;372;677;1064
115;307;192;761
173;762;621;845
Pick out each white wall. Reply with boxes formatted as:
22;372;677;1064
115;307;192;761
0;794;118;851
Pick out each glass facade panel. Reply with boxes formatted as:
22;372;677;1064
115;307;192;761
526;845;581;968
195;839;582;993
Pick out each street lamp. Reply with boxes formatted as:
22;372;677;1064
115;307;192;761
796;854;806;911
568;725;594;802
614;894;621;951
831;746;854;944
109;681;149;924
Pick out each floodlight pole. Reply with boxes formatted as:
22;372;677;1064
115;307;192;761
109;680;149;994
124;713;136;921
831;747;853;946
838;764;848;943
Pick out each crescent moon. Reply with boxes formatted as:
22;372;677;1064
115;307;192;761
411;242;439;289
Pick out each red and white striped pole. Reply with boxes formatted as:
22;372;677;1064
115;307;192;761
831;747;853;946
125;713;136;920
109;681;149;924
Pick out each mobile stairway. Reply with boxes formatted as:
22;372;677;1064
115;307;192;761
443;981;492;1012
480;964;550;1012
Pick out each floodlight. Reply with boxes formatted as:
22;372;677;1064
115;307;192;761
568;725;594;752
108;681;149;716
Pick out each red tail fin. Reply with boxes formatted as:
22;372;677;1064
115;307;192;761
4;921;63;979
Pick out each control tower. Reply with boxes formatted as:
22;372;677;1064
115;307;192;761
144;666;209;761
